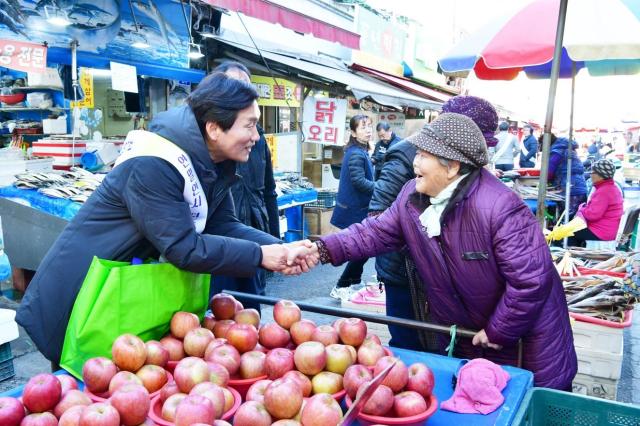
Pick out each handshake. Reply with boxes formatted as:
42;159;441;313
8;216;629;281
260;240;321;275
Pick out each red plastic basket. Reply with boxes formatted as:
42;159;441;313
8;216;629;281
569;309;633;328
344;393;438;426
227;374;268;400
148;386;241;425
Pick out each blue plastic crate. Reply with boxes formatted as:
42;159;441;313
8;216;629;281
292;188;318;203
0;343;14;382
276;193;294;207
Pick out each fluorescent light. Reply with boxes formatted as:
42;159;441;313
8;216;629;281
89;68;112;77
132;41;150;49
47;16;71;27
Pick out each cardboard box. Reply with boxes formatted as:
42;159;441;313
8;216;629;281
303;158;323;188
305;207;334;236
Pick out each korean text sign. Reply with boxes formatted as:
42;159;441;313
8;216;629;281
0;39;47;73
303;97;347;146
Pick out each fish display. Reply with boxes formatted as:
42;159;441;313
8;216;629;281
13;168;102;204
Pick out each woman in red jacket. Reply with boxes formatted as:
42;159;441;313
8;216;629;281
573;159;624;246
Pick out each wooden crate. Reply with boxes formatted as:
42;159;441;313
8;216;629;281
305;207;334;236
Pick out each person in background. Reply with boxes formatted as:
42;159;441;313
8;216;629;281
371;121;401;179
329;114;374;299
493;121;520;171
369;95;499;351
547;132;588;217
519;125;538;168
209;61;280;313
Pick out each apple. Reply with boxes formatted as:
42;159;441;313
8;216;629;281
183;327;214;357
109;384;150;426
170;311;200;339
235;299;244;312
57;375;79;396
258;323;290;349
0;397;25;426
406;362;435;398
220;387;234;414
213;421;232;426
332;318;347;333
265;348;295;380
205;344;241;376
289;319;316;346
210;294;237;320
363;333;382;346
204;338;228;359
174;395;215;426
53;389;91;418
79;402;120;426
159;336;185;361
173;357;210;393
357;341;386;366
273;300;301;330
311;325;339;346
374;356;409;392
358;383;394;416
232;401;272;426
189;382;225;419
58;405;84;426
311;372;343;395
245;379;272;404
300;393;343;426
159;380;180;404
206;361;230;387
325;344;354;375
112;334;147;372
343;364;373;399
19;412;58;426
234;309;260;329
264;378;303;420
272;420;301;426
239;351;267;379
202;313;217;332
161;393;187;422
145;340;169;368
254;342;268;354
108;371;143;395
394;391;428;417
338;318;367;347
226;323;259;353
293;341;326;375
23;373;62;413
136;364;169;394
82;357;118;394
212;320;236;339
282;371;312;397
345;345;357;363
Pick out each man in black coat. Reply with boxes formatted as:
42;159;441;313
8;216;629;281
371;121;401;179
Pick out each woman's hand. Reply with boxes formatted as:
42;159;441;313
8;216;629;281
472;329;503;351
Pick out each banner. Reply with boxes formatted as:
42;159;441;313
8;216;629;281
265;133;277;168
303;97;347;146
71;69;94;108
251;75;301;108
0;39;46;73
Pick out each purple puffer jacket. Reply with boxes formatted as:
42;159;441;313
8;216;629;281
321;169;577;389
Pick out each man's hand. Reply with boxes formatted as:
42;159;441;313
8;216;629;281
260;241;319;274
260;244;290;271
472;329;503;351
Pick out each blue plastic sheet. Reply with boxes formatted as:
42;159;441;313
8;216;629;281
0;186;80;221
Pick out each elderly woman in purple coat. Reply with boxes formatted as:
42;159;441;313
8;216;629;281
301;113;577;390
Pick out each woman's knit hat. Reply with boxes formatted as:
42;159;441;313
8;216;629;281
591;159;616;179
441;96;499;147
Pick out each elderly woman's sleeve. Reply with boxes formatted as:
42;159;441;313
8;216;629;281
484;192;559;347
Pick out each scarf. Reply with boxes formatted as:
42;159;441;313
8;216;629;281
419;173;469;238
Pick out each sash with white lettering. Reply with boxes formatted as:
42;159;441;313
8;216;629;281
115;130;208;233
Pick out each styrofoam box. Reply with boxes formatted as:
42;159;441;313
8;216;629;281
0;309;19;345
0;157;53;186
576;343;623;380
42;118;68;134
572;373;618;400
571;319;624;352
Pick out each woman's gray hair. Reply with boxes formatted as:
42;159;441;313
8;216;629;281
437;157;476;175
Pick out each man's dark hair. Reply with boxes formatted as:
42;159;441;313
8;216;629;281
524;125;533;135
187;72;258;134
213;61;251;77
376;121;391;132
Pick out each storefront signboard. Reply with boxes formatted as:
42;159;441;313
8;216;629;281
0;39;46;73
251;75;301;108
378;112;405;137
71;68;94;108
302;97;347;146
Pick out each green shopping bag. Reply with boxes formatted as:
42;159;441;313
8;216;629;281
60;257;210;378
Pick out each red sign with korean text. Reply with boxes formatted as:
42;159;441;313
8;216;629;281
0;39;47;73
303;97;347;146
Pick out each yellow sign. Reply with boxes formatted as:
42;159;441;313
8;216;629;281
70;68;94;108
251;75;301;108
265;133;278;168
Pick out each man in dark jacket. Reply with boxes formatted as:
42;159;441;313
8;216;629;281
16;74;309;364
209;62;280;312
519;125;538;168
371;121;401;179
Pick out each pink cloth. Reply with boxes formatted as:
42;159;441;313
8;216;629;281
441;358;511;415
577;179;623;241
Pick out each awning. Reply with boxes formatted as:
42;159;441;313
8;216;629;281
204;0;360;50
214;39;442;111
351;64;453;103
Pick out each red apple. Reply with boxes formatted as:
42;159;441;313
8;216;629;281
273;300;301;330
245;379;272;404
109;384;150;426
293;341;326;375
58;405;84;426
272;420;301;426
394;391;428;417
189;382;225;419
174;395;215;426
234;299;244;312
108;371;143;395
325;344;354;375
206;361;230;387
220;387;234;414
406;362;435;398
233;401;271;426
265;348;295;380
338;318;367;347
254;342;268;354
332;318;347;333
374;356;409;393
311;325;339;346
82;357;118;394
112;334;147;372
282;371;312;397
53;389;91;418
161;393;187;422
311;371;343;395
300;393;343;426
212;320;236;339
170;311;200;339
343;364;373;399
202;313;217;332
0;397;25;426
144;340;169;368
234;309;260;328
358;383;394;416
226;323;259;353
258;323;290;349
210;294;237;320
23;373;62;413
239;351;267;379
363;333;382;346
213;421;232;426
204;338;228;359
183;327;214;357
159;381;180;404
19;412;57;426
289;319;317;346
159;336;185;361
136;365;169;394
79;402;120;426
345;345;357;363
205;344;241;376
173;357;210;393
57;375;79;396
357;341;386;366
264;378;303;420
